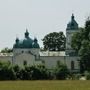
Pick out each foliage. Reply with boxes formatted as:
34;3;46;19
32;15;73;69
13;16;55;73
71;28;84;51
13;65;21;79
0;47;13;53
0;61;70;80
71;18;90;72
54;61;69;80
42;32;66;51
24;65;51;80
0;61;16;80
84;71;90;80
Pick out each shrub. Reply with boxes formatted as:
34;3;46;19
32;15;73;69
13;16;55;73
0;62;16;80
54;61;69;80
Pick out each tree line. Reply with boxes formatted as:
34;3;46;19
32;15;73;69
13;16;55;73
0;61;69;80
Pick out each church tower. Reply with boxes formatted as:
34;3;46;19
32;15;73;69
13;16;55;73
66;14;79;56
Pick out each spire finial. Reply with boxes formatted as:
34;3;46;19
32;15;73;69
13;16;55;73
26;28;28;32
71;13;74;20
25;28;29;38
16;37;19;43
34;37;38;42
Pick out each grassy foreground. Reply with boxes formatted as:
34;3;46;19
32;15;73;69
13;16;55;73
0;80;90;90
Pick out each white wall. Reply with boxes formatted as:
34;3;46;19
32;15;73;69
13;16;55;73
65;56;80;70
0;52;80;71
66;30;79;55
40;56;79;71
13;53;36;67
0;56;12;63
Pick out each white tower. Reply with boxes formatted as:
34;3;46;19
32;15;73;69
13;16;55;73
66;14;79;56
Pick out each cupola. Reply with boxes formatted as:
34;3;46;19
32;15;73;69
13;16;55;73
32;38;40;48
66;14;78;30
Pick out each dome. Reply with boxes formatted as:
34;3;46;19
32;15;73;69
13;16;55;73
66;14;78;30
22;37;33;48
13;30;40;49
32;38;40;48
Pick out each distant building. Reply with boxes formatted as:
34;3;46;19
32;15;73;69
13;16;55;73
0;14;80;72
66;14;79;56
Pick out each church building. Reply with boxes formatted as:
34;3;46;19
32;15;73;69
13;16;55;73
0;14;80;72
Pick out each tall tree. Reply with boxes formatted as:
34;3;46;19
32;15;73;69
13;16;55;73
71;18;90;72
42;32;66;51
71;28;84;52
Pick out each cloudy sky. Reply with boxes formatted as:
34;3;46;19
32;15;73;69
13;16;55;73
0;0;90;50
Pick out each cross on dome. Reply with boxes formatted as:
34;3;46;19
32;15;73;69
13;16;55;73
71;13;74;20
25;29;29;38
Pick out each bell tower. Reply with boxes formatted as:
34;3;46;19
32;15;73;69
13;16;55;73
66;14;79;56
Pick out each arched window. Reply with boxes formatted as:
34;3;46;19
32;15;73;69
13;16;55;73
23;60;27;66
71;61;75;70
22;51;24;53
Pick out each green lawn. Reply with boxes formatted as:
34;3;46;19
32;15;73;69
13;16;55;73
0;80;90;90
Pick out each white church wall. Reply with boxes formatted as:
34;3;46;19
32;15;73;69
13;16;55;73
0;56;12;63
65;56;80;70
13;53;36;67
30;48;40;59
13;49;34;55
40;56;66;69
0;54;80;71
66;30;78;49
40;56;79;71
13;48;40;58
66;30;79;55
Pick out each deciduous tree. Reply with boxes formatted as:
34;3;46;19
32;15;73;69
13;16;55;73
42;32;66;51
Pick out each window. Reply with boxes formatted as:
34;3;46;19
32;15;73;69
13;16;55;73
23;60;27;66
22;51;24;53
28;51;31;54
71;61;74;70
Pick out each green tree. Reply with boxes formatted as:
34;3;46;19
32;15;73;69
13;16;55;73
42;32;66;51
1;47;13;53
0;61;16;80
36;65;51;80
71;28;84;52
13;65;21;79
54;61;69;80
71;18;90;72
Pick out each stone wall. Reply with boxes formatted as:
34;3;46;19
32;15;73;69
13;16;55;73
40;56;79;71
0;56;12;63
0;54;80;71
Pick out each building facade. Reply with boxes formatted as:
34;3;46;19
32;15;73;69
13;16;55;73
0;14;80;72
66;14;79;56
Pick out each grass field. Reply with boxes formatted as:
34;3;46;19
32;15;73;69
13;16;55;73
0;80;90;90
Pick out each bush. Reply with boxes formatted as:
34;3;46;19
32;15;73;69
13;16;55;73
0;62;16;80
84;71;90;80
54;61;69;80
0;61;69;80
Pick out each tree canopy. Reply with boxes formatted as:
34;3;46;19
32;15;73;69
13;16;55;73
42;32;66;51
0;47;13;53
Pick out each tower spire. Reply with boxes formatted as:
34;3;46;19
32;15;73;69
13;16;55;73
25;28;29;38
71;13;74;20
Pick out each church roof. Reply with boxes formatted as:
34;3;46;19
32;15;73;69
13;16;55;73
66;14;78;30
13;30;40;49
32;38;40;48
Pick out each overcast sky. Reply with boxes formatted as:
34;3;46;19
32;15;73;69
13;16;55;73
0;0;90;50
